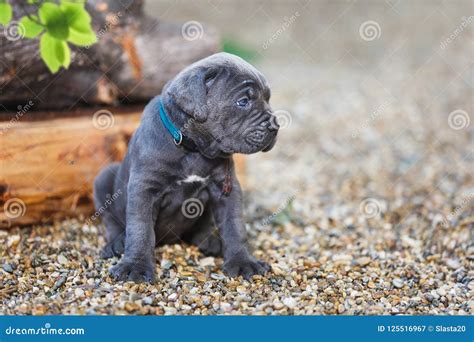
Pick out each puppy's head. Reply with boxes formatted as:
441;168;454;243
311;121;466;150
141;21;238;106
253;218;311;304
164;52;279;158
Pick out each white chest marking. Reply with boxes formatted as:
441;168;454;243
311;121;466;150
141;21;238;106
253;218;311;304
177;175;209;185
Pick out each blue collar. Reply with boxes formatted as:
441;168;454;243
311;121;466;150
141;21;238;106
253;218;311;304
159;98;183;145
158;98;199;152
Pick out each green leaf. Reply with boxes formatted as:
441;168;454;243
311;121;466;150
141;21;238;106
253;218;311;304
62;41;71;68
40;33;60;73
0;3;13;25
19;16;44;38
61;0;87;5
61;2;89;24
38;3;59;23
40;33;70;73
61;1;97;46
67;28;96;46
39;3;69;39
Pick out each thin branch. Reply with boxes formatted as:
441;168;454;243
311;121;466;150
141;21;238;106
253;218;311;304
18;1;44;26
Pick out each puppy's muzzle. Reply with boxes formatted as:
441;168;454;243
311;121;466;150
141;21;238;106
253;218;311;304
245;128;267;145
267;113;280;132
239;111;279;153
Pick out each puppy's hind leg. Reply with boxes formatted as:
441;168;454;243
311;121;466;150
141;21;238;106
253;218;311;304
93;163;125;258
99;217;125;259
184;209;223;257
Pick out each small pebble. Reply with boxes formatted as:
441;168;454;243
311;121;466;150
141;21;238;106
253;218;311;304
446;259;461;269
355;257;371;267
283;297;297;309
164;307;177;315
210;273;225;280
160;260;173;270
142;297;153;305
57;255;68;265
2;263;14;273
236;286;247;294
221;303;232;312
392;278;404;289
52;276;67;291
199;257;215;268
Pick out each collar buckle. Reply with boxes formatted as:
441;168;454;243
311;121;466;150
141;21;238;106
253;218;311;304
159;98;198;152
174;131;183;146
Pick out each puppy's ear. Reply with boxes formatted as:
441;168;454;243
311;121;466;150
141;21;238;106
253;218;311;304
168;66;218;122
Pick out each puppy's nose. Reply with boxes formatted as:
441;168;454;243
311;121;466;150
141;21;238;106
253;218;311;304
268;115;280;132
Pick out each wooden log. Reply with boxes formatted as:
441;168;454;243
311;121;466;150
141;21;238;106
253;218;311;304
0;0;220;110
0;108;246;228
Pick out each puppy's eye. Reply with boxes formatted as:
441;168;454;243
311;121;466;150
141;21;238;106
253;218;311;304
236;98;249;108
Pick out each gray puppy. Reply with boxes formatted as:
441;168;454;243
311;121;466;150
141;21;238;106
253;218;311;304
94;52;279;283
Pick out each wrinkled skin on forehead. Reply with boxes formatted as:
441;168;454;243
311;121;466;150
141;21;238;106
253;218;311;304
163;52;279;159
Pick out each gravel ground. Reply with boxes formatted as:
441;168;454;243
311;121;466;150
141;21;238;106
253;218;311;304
1;1;473;315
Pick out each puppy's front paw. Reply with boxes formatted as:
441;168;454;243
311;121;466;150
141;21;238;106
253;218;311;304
109;258;155;283
223;254;270;280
